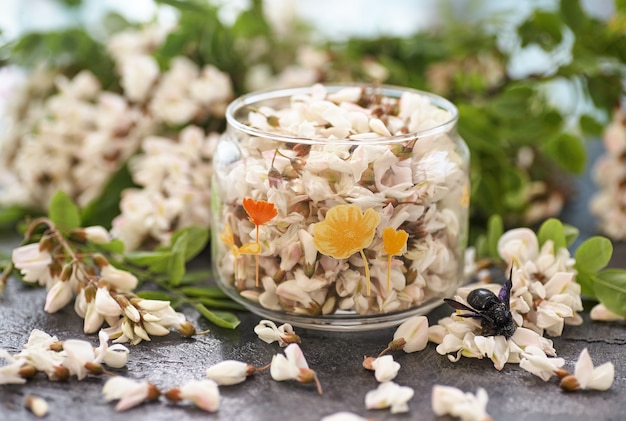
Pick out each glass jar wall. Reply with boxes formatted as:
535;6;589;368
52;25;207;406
211;84;470;331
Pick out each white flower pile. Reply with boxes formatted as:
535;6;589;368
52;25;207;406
0;25;233;251
0;329;129;385
111;127;219;250
590;105;626;240
429;227;583;370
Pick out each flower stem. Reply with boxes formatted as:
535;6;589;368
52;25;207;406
387;255;392;292
359;249;371;296
255;225;260;287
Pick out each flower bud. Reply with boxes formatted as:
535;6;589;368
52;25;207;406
85;361;104;376
51;365;70;381
44;279;73;313
362;357;375;371
393;316;428;353
177;321;197;337
92;254;109;269
60;263;74;282
25;395;48;418
205;360;252;385
101;264;138;291
560;375;580;392
18;364;38;379
84;226;112;244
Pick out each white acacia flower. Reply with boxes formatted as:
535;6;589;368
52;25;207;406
371;355;400;383
103;376;156;411
178;379;220;412
62;339;96;380
205;360;253;385
254;319;300;347
365;381;414;414
44;280;73;313
320;412;369;421
590;303;624;321
25;395;48;417
393;315;429;353
270;343;308;382
16;330;65;376
119;54;159;103
0;350;26;385
519;345;565;381
497;228;538;265
95;287;123;317
11;243;52;284
569;348;614;391
100;264;138;291
431;385;491;421
83;225;113;244
95;331;129;369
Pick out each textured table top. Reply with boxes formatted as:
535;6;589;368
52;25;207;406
1;259;626;421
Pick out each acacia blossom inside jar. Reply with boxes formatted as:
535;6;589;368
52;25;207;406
211;84;470;331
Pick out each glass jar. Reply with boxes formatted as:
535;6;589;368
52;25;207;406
211;84;470;331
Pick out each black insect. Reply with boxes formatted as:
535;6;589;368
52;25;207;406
444;268;516;339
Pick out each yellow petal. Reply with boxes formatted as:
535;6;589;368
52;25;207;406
313;204;380;259
239;242;261;255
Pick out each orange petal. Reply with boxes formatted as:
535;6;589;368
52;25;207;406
383;227;409;256
243;198;278;226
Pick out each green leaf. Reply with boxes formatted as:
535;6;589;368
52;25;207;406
135;290;175;301
575;236;613;274
194;297;247;311
124;251;172;267
592;269;626;317
49;190;81;231
81;163;135;229
489;85;534;119
167;231;187;287
170;226;209;262
95;239;125;254
575;271;596;298
0;206;39;229
537;218;566;253
180;286;229;299
517;10;563;50
563;224;580;247
542;133;586;174
194;303;241;329
579;115;604;136
486;214;503;260
560;0;586;34
180;269;213;285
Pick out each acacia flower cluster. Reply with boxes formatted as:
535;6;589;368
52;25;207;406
0;24;233;251
0;329;128;385
430;227;583;370
10;219;196;344
590;104;626;240
214;84;469;318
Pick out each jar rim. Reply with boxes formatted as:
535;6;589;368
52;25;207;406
225;83;459;145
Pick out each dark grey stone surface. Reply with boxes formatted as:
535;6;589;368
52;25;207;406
1;265;626;421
